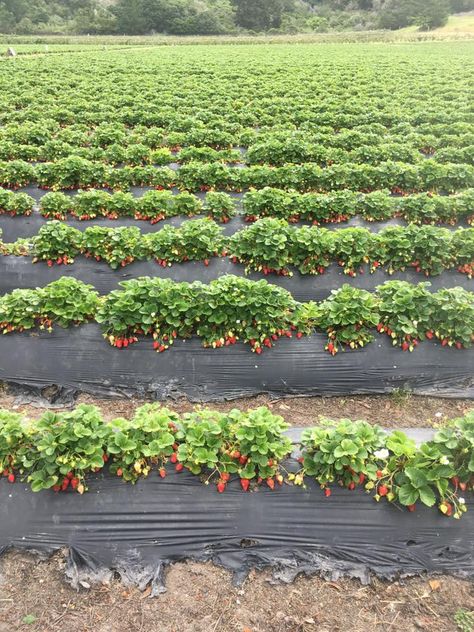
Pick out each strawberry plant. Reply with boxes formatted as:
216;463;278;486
32;221;81;266
107;404;179;482
0;189;34;216
71;189;110;220
204;191;236;223
105;191;135;219
0;288;43;333
20;405;111;493
317;285;380;354
300;419;386;492
0;410;28;482
175;407;292;491
377;225;454;276
376;281;435;350
143;218;226;266
135;190;175;223
430;287;474;349
371;429;465;518
289;226;335;275
332;227;377;276
39;278;100;330
228;218;293;275
81;225;144;268
40;192;73;220
452;228;474;278
432;411;474;501
0;160;35;188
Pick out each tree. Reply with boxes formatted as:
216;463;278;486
415;0;449;29
232;0;286;31
380;0;449;30
113;0;148;33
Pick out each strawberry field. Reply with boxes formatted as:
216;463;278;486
0;40;473;594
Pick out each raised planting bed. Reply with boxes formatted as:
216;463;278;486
0;325;473;401
0;405;473;594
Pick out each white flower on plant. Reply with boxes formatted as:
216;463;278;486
459;498;465;505
440;456;450;465
374;448;389;460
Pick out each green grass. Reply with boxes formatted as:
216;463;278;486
0;27;473;54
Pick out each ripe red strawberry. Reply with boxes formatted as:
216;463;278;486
204;259;209;266
324;488;331;497
455;342;463;350
153;341;160;350
296;332;303;339
170;453;178;464
271;334;278;341
217;481;226;493
268;459;274;467
240;478;250;492
7;473;15;483
401;341;410;351
159;468;166;478
61;478;70;491
175;463;184;472
66;471;74;479
47;259;53;267
116;339;123;349
407;504;416;512
441;338;448;347
425;330;434;339
221;472;230;482
239;455;248;465
358;473;366;484
172;443;179;451
378;485;388;496
451;476;459;488
53;484;61;492
348;481;355;491
231;450;241;459
376;470;383;479
102;454;109;463
116;468;123;477
71;478;79;490
255;346;262;355
266;477;275;490
327;342;335;354
459;482;467;491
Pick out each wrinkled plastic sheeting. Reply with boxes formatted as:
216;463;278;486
1;255;472;303
0;325;473;403
0;465;473;595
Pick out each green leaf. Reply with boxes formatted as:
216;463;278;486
398;483;419;506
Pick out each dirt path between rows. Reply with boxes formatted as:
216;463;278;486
0;551;473;632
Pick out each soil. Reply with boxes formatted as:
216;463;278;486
0;551;473;632
0;389;472;428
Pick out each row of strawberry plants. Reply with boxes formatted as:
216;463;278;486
243;187;474;225
245;140;473;167
1;402;472;520
0;158;473;193
39;190;236;223
2;186;474;227
229;221;474;278
1;120;472;155
1;138;472;169
6;219;473;278
1;276;472;354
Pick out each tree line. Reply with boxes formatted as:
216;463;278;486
0;0;472;35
